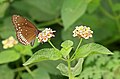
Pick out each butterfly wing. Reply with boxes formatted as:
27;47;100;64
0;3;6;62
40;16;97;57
12;15;39;46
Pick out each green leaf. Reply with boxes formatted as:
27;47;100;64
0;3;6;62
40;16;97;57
33;68;50;79
14;44;32;56
61;40;73;48
22;68;50;79
57;63;68;76
72;58;84;76
21;73;32;79
112;3;120;12
60;47;72;58
79;67;102;79
21;0;63;21
0;17;15;38
23;48;62;66
96;55;110;67
75;43;113;59
0;2;9;18
79;67;93;79
60;40;73;57
0;0;6;3
87;0;100;13
61;0;90;30
84;54;100;65
0;65;14;79
57;58;84;77
37;60;61;75
0;50;20;64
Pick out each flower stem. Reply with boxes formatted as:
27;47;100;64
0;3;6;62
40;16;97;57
14;64;34;72
71;38;83;60
21;55;34;78
67;56;73;79
75;38;83;53
48;40;57;50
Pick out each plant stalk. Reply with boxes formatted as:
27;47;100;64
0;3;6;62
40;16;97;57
71;38;83;60
21;55;34;78
67;56;73;79
48;40;57;50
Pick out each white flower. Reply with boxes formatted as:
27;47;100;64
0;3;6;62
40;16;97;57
2;36;18;49
73;25;93;39
38;28;56;43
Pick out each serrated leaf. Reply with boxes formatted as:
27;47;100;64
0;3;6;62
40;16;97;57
61;40;73;48
72;58;84;76
0;65;14;79
75;43;113;59
0;50;20;64
23;48;62;66
61;0;90;30
57;63;68;76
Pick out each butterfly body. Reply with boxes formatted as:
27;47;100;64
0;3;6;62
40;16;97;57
12;15;40;46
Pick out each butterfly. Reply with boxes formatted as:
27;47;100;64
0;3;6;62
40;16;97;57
12;15;41;46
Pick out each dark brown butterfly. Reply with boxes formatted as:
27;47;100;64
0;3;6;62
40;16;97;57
12;15;41;46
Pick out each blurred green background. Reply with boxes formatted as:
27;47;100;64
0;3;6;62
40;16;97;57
0;0;120;79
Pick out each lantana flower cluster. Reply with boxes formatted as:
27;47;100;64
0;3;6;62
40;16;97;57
73;25;93;39
38;28;56;43
2;36;18;49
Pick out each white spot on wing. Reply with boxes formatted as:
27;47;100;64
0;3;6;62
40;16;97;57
19;27;21;29
17;31;29;45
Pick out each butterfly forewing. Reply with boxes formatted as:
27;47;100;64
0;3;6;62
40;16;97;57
12;15;39;46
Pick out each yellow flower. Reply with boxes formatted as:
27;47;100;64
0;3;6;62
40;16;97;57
2;36;18;49
38;28;56;43
73;25;93;39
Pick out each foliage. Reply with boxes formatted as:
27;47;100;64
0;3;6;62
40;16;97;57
79;51;120;79
0;50;20;64
22;40;112;79
0;0;120;79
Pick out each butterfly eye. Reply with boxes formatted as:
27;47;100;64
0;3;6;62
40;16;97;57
12;15;40;46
